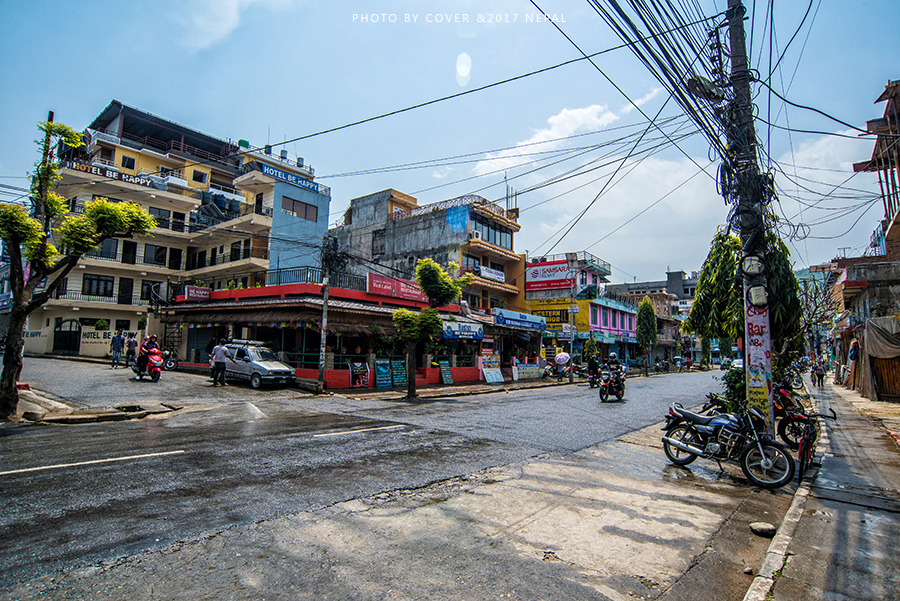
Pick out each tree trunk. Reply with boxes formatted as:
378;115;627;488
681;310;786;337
406;341;417;399
0;308;28;420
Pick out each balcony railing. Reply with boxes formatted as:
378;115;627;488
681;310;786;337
81;249;180;270
188;247;268;270
261;266;366;290
50;291;150;306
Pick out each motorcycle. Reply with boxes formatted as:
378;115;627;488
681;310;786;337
661;403;795;489
162;348;179;371
599;365;626;401
588;370;600;388
132;348;164;382
654;360;669;373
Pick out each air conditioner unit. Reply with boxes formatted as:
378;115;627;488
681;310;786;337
470;230;482;240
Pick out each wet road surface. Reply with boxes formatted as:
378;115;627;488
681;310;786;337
3;359;723;592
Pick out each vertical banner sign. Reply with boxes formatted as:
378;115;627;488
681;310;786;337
375;359;392;388
745;300;774;430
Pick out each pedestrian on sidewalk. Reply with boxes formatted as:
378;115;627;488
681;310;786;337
110;330;125;369
210;338;236;386
815;360;826;387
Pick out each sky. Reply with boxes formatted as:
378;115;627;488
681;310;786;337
1;0;897;284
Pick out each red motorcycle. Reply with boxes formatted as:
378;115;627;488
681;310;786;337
132;348;164;382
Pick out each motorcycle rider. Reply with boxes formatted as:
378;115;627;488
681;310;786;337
137;334;160;374
605;352;623;376
587;353;600;378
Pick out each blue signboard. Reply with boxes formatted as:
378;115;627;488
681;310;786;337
443;321;484;339
260;163;323;195
493;308;546;331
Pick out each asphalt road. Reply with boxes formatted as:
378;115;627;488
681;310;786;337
2;359;721;591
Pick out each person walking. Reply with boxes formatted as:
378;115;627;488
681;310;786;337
124;334;138;367
210;338;236;386
815;361;826;387
110;330;126;369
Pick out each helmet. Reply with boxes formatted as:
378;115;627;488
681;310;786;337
149;334;157;339
609;352;617;361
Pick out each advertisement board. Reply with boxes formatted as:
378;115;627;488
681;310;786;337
367;273;428;303
525;260;573;291
493;308;546;331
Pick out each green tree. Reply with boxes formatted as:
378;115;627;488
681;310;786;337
392;258;472;399
583;336;598;360
0;119;156;420
636;296;657;376
683;227;802;379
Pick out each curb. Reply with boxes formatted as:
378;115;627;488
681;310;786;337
742;395;831;601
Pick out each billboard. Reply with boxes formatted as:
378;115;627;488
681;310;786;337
367;273;428;303
525;260;573;291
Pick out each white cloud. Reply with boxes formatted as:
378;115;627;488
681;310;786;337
179;0;297;52
618;87;663;115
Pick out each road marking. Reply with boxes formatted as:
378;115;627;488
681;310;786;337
313;425;403;438
0;450;186;476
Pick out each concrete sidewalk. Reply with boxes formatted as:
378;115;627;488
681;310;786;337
743;380;900;601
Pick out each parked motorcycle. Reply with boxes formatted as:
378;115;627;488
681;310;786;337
132;348;164;382
661;403;795;489
654;360;669;373
588;371;600;388
599;365;626;401
162;348;179;371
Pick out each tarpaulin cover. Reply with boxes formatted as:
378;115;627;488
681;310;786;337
866;316;900;359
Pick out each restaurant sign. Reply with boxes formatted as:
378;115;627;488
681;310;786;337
185;285;212;301
493;308;546;331
367;273;428;303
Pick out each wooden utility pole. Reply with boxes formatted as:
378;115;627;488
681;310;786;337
727;0;775;431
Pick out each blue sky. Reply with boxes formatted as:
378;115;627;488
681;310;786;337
1;0;897;282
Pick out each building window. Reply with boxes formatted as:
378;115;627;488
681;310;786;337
82;274;115;297
96;238;118;260
602;307;608;327
192;170;208;184
280;196;318;221
591;305;598;326
141;280;162;301
143;244;167;266
115;319;131;331
462;254;480;268
629;315;634;330
120;155;136;170
148;207;170;230
620;312;626;329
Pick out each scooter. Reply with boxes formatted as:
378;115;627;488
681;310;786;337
132;348;164;382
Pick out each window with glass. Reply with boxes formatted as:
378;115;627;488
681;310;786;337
281;197;318;221
149;207;170;230
120;155;136;170
629;315;634;330
95;238;118;260
143;244;167;266
468;215;513;250
82;274;114;297
192;170;208;184
141;280;162;301
462;254;480;268
602;307;608;327
115;320;131;331
620;312;626;329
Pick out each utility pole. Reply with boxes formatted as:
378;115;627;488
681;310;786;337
727;0;776;432
317;236;346;394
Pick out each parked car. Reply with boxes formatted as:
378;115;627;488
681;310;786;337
224;340;296;389
720;358;733;370
730;359;744;371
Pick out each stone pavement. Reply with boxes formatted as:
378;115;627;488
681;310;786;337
743;380;900;601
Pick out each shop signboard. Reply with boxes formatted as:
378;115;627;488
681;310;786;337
443;321;484;339
185;285;212;301
478;265;506;283
525;260;573;291
368;273;428;303
493;308;546;331
483;368;505;383
349;362;369;387
375;359;392;388
390;359;407;387
438;360;453;384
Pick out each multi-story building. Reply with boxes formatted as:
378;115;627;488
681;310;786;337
330;190;546;368
24;100;330;357
523;252;636;363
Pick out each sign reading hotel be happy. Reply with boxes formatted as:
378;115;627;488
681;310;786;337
259;163;322;194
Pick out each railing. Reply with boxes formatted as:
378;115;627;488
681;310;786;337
262;266;366;291
530;251;612;275
389;194;518;223
189;247;268;270
49;291;150;306
209;181;242;196
81;249;178;269
90;157;117;170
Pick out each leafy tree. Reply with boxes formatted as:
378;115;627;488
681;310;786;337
94;319;110;331
0;119;156;420
700;337;711;368
636;296;657;376
583;336;598;360
392;258;471;399
798;275;841;357
683;227;802;379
